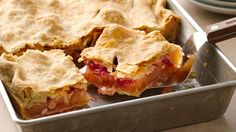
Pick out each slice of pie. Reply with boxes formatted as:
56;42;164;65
0;49;89;119
79;24;183;96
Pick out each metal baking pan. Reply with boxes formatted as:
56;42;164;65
1;0;236;132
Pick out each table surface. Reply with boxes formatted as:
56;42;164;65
0;1;236;132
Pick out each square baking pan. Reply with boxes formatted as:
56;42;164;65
1;0;236;132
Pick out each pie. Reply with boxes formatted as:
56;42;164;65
80;25;183;96
0;0;183;119
0;0;179;55
0;49;89;119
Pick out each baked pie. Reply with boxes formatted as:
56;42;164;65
0;0;183;119
0;49;89;119
80;25;183;96
0;0;179;55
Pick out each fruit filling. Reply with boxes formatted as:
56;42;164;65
20;87;89;119
83;56;178;96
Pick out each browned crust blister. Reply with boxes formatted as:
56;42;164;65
0;0;181;119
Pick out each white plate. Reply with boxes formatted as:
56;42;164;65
190;0;236;15
195;0;236;8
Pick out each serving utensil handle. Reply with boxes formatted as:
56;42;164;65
206;17;236;44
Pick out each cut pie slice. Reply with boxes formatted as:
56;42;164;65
79;25;183;96
0;49;89;119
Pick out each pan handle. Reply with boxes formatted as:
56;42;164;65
206;17;236;44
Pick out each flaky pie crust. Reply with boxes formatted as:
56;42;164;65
0;0;180;54
0;49;89;118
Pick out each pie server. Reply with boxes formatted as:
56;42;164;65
160;17;236;87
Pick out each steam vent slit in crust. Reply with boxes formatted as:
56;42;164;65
80;25;183;97
0;50;89;119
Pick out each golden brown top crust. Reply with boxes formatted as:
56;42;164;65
80;25;183;77
0;49;87;103
0;0;179;53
